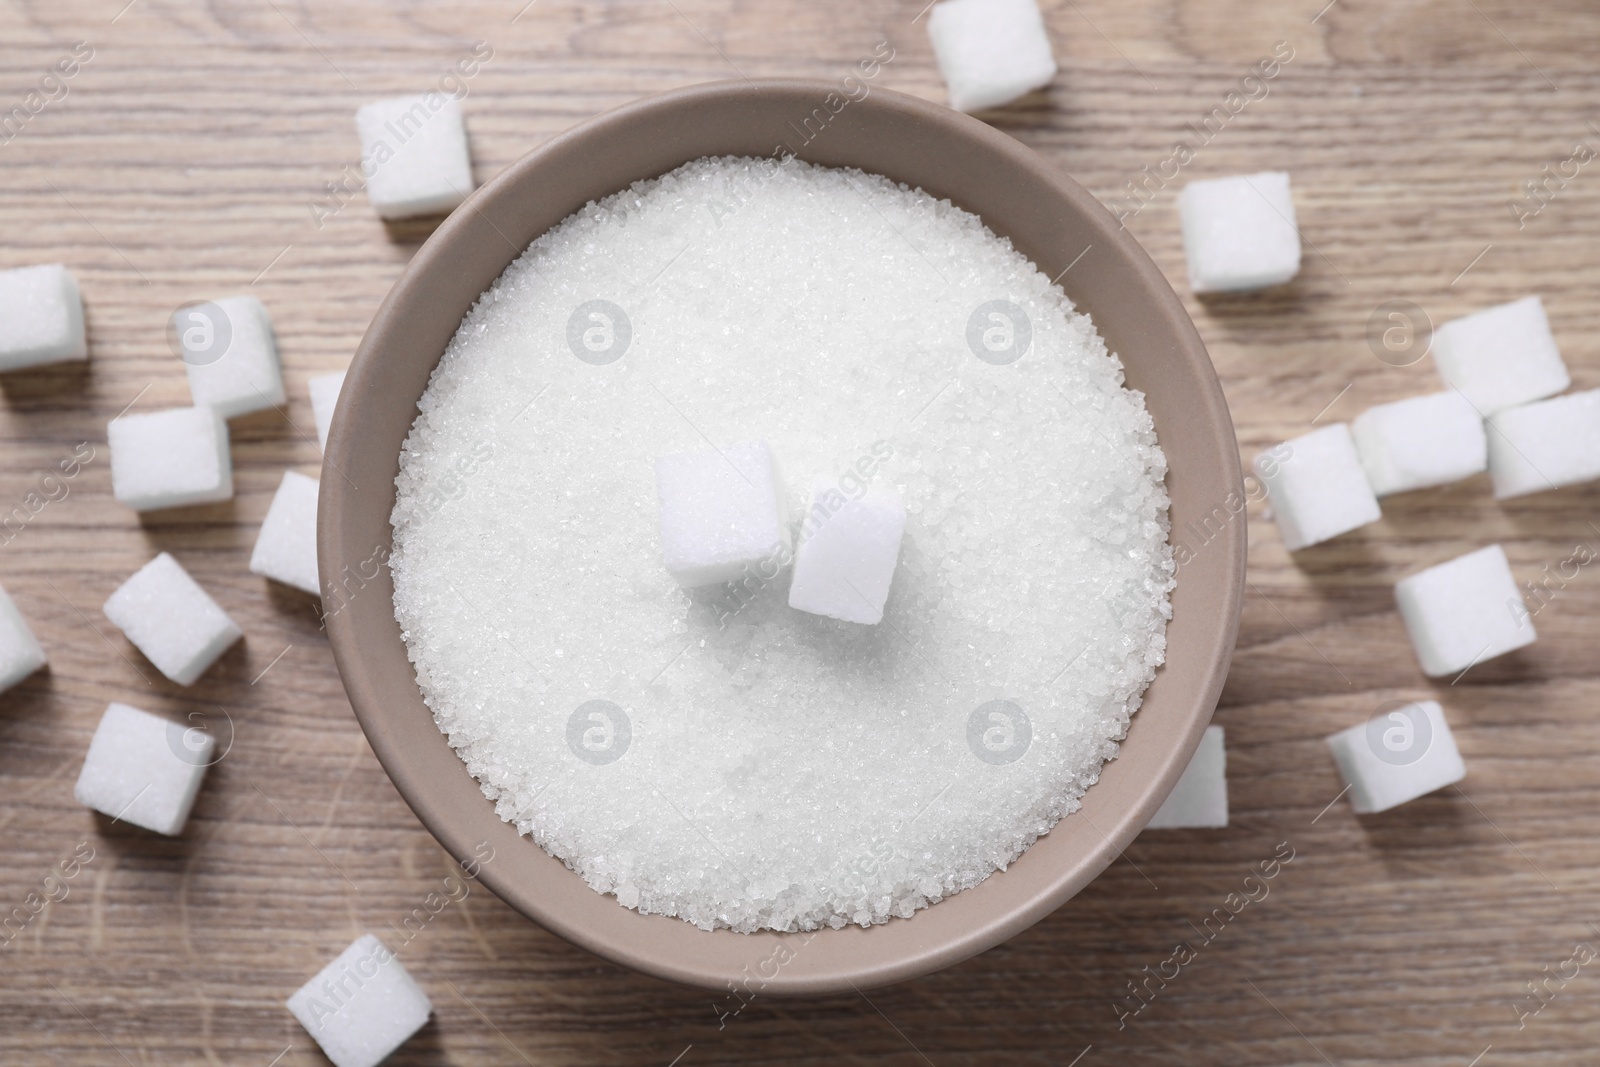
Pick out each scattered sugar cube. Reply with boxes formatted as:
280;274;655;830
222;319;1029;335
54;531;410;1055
108;406;233;512
788;477;907;625
310;370;347;449
1486;388;1600;499
926;0;1058;113
356;94;475;220
287;934;432;1067
0;583;46;693
103;553;243;686
73;702;213;834
0;263;87;370
179;295;285;418
1178;172;1301;293
1431;296;1569;416
1253;424;1381;551
1351;391;1487;496
655;440;791;589
250;471;320;596
1395;545;1534;677
1325;700;1465;814
1145;725;1227;829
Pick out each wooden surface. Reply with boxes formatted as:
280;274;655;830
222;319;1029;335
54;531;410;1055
4;0;1600;1063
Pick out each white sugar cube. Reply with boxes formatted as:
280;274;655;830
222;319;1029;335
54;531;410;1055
356;94;475;220
288;934;431;1067
1254;424;1381;551
788;477;907;625
103;553;243;686
1486;388;1600;499
108;406;233;512
250;471;320;596
656;440;791;589
1395;545;1534;677
1325;700;1465;814
926;0;1058;113
73;702;213;835
1145;725;1227;829
178;295;285;418
1178;172;1301;293
0;263;87;370
1351;391;1487;496
1431;296;1569;416
0;583;46;693
310;370;347;449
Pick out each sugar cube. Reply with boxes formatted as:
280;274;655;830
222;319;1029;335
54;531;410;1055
73;702;213;835
250;470;320;596
1351;391;1487;496
0;264;87;370
108;406;233;511
1431;296;1569;416
0;583;46;693
656;440;791;589
1325;700;1465;814
1395;545;1534;677
926;0;1058;113
1254;424;1381;551
356;94;475;220
1145;725;1227;829
104;553;243;686
178;295;285;418
788;477;907;625
310;370;347;449
1486;388;1600;499
288;934;432;1067
1178;172;1301;293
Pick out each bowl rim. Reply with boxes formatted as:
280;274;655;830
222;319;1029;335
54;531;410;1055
321;77;1245;994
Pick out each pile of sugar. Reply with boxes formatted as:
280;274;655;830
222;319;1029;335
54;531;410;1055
390;156;1174;933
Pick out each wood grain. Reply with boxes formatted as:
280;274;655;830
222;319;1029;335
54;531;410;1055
3;0;1600;1063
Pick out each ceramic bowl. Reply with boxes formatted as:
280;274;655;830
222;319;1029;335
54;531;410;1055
320;79;1245;994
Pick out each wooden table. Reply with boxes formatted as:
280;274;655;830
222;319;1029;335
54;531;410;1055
3;0;1598;1063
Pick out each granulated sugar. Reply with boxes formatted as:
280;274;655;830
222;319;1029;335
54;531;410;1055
390;156;1173;933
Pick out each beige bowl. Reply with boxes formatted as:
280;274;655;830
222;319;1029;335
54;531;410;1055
320;79;1245;995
